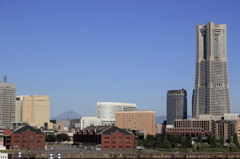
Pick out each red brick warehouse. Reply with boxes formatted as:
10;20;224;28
74;126;137;150
4;124;45;150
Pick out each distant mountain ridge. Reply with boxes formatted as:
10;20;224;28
51;110;192;123
51;110;81;120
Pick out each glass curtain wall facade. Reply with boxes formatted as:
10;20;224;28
167;89;187;125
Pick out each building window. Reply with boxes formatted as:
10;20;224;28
104;137;109;139
119;146;123;148
126;137;130;139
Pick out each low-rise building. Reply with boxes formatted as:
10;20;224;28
4;124;45;150
73;126;136;150
164;115;239;139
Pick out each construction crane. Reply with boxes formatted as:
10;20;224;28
3;76;7;83
80;109;89;119
80;109;89;130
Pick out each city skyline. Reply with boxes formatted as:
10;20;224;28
0;1;239;117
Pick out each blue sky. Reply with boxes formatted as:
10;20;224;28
0;0;239;118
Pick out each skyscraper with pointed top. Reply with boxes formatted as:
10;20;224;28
192;22;230;118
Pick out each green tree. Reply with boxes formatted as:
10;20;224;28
50;120;56;124
170;135;177;148
56;133;70;143
146;134;155;141
227;136;232;144
233;133;239;147
185;135;192;148
138;139;143;146
162;135;171;149
154;141;162;148
46;134;56;143
210;135;216;148
167;134;172;142
219;136;224;147
61;133;70;142
206;135;212;145
178;135;186;148
142;140;153;148
197;134;203;144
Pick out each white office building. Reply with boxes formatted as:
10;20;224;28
80;102;137;130
97;102;137;118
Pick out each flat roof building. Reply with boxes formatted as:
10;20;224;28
97;102;137;119
115;110;156;138
20;95;52;129
167;89;187;125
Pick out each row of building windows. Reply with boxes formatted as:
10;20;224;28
167;128;202;132
104;141;131;144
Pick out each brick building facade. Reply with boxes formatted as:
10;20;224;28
164;118;238;138
73;126;137;150
4;124;45;150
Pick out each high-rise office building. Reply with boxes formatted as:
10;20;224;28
0;82;16;128
167;89;187;125
193;22;230;118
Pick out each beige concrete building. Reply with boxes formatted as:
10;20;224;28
15;96;23;122
115;110;156;138
19;95;52;129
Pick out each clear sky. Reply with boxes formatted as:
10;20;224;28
0;0;239;118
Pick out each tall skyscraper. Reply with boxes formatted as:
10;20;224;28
167;89;187;125
0;82;16;128
192;22;230;118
